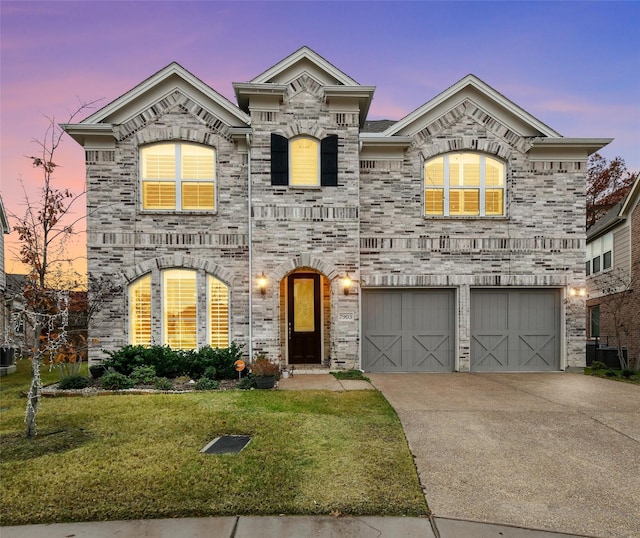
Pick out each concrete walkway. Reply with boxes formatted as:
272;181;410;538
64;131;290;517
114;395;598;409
369;372;640;538
2;515;596;537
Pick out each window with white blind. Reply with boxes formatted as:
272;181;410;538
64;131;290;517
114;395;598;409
586;232;613;275
129;274;151;346
141;143;215;211
128;270;229;350
425;153;505;217
290;136;320;186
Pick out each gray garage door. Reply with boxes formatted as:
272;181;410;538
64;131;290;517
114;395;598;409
362;289;455;372
471;289;560;372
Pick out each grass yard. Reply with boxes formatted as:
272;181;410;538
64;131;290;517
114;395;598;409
0;360;428;525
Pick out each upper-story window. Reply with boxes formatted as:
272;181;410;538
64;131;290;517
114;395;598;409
586;232;613;275
424;153;505;217
271;134;338;186
141;143;215;211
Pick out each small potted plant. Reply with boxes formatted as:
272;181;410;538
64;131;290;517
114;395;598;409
250;352;280;389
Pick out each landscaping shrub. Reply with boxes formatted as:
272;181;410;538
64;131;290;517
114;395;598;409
202;366;217;380
590;361;608;371
237;377;255;390
604;369;617;377
154;377;173;391
621;369;635;379
103;343;243;380
129;366;157;385
101;372;134;390
194;378;219;391
57;375;89;390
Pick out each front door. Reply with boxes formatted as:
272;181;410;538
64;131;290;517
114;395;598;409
287;273;322;364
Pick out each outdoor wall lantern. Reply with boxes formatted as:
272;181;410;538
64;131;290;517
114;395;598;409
568;286;587;298
257;273;268;295
342;273;353;296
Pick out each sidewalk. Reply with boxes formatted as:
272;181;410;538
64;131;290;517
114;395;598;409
2;515;597;537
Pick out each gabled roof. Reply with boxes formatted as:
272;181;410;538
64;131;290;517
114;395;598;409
385;74;560;138
234;46;374;126
64;62;249;144
587;173;640;241
249;46;360;86
0;196;9;234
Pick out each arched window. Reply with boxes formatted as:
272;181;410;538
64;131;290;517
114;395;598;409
129;274;151;346
128;270;229;350
271;134;338;186
141;143;215;211
425;153;505;217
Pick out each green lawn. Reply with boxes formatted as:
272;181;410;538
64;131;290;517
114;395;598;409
0;360;428;525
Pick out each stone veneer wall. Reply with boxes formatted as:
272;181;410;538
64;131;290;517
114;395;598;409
86;106;250;361
248;76;360;369
359;109;587;369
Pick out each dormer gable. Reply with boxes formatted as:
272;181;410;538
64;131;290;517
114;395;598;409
361;74;611;162
386;74;559;139
63;62;250;148
249;46;359;87
233;46;374;127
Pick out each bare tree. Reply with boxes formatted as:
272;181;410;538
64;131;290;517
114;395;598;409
9;102;97;437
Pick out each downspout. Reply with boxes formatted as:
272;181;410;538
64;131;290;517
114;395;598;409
246;133;253;361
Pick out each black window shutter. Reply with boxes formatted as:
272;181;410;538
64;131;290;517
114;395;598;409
321;135;338;186
271;133;288;185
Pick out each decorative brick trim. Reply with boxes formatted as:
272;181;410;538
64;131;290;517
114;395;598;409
115;90;232;142
85;150;115;163
360;236;584;252
89;232;248;247
415;100;527;156
252;205;358;220
281;121;326;140
123;254;234;285
362;274;569;287
272;254;341;283
285;74;323;101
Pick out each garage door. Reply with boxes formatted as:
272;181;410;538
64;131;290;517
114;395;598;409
362;289;455;372
471;289;560;372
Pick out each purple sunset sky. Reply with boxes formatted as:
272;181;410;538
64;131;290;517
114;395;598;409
1;0;639;274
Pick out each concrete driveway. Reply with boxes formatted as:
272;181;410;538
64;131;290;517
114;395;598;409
368;372;640;538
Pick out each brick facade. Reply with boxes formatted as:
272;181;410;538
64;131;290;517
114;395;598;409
65;48;609;371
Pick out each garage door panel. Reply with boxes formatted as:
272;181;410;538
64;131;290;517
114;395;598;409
363;333;402;371
472;333;509;369
471;289;560;372
363;289;455;372
409;333;453;370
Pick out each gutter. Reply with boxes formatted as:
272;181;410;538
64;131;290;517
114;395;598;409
246;133;253;361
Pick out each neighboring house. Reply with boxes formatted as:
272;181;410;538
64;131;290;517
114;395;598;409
0;196;14;373
63;47;610;372
0;196;8;339
586;174;640;369
4;274;30;355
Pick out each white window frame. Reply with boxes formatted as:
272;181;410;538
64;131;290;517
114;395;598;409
424;153;506;217
140;142;216;211
128;270;229;350
289;135;320;187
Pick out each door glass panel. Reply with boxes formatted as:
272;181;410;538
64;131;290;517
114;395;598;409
294;278;315;332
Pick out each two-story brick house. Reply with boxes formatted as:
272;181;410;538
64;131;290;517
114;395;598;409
63;47;610;372
586;174;640;369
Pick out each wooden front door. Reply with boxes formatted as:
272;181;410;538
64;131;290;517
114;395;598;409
287;273;322;364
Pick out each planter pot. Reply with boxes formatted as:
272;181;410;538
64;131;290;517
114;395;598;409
254;376;276;389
